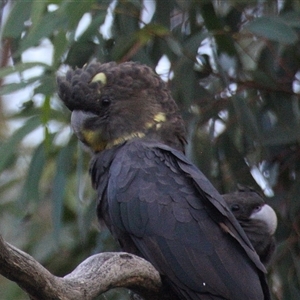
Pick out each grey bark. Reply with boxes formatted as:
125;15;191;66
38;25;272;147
0;234;162;300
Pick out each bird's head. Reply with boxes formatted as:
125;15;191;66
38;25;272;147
57;61;186;153
223;189;277;235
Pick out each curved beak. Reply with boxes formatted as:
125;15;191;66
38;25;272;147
71;110;98;139
250;204;278;235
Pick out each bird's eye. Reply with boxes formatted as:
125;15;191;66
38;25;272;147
253;205;262;212
231;204;240;212
101;96;111;107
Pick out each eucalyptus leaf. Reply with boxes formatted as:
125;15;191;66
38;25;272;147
0;82;30;96
19;12;66;53
52;30;69;67
0;116;41;173
200;2;237;56
280;12;300;28
153;0;175;28
2;1;32;38
230;95;262;143
111;35;137;61
113;0;140;36
246;16;298;44
34;75;56;96
262;126;300;146
30;1;48;30
217;132;258;189
0;76;43;96
0;62;48;79
18;142;48;205
58;0;95;29
51;142;76;241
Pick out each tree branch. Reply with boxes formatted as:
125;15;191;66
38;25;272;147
0;234;162;300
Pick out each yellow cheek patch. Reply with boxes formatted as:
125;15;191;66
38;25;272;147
91;72;107;85
81;129;107;152
153;112;166;123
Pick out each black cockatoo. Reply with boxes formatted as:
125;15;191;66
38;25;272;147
223;187;277;266
57;61;270;299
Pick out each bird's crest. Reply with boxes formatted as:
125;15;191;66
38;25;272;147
57;61;186;152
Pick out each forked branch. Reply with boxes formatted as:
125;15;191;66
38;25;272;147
0;234;162;300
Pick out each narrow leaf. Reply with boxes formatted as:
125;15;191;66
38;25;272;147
2;1;32;38
19;12;65;53
30;1;48;29
0;116;41;173
231;95;262;142
280;12;300;28
51;142;75;241
246;16;298;44
0;82;30;96
0;62;48;79
0;76;41;96
59;0;95;29
19;142;48;205
262;126;300;146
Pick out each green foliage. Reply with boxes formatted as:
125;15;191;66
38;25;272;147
1;0;300;299
246;15;299;44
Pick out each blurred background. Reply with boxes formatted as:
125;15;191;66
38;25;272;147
0;0;300;299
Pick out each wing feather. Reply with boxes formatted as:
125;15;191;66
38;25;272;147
103;140;269;299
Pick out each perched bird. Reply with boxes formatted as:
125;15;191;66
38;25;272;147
57;61;270;299
223;187;277;266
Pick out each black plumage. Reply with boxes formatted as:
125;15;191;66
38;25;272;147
57;61;271;299
223;187;277;265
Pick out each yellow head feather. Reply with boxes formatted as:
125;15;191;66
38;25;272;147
91;72;107;85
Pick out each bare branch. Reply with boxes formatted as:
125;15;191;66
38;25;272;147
0;234;162;300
